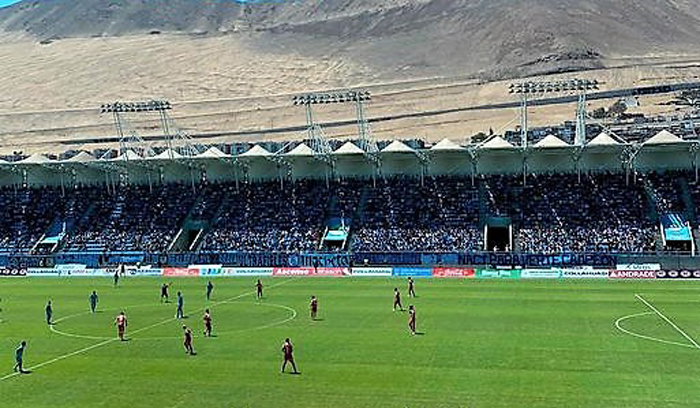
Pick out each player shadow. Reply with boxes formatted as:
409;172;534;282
286;371;301;375
17;370;31;374
311;318;325;322
121;338;132;342
414;332;425;336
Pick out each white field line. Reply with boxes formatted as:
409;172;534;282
614;311;696;349
634;293;700;349
50;301;299;341
1;278;295;381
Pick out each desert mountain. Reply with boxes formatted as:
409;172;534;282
1;0;700;79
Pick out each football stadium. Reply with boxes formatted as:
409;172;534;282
4;0;700;407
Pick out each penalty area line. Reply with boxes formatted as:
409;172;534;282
0;278;296;381
635;293;700;350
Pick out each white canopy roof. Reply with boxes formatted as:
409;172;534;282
149;149;185;160
587;132;620;146
285;143;316;157
65;152;97;163
381;140;415;153
111;150;143;161
645;130;684;145
334;142;365;155
19;153;52;164
196;147;228;159
240;145;273;157
534;135;569;148
481;136;515;149
431;138;465;151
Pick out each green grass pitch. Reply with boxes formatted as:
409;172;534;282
1;277;700;407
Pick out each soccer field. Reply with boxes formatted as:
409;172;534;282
1;277;700;408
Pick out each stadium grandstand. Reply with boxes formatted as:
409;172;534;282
1;123;700;270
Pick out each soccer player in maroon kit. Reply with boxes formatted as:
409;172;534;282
408;305;416;335
255;280;263;300
310;296;318;320
203;309;213;337
183;325;195;355
281;338;299;374
114;311;127;341
407;277;416;297
393;288;403;312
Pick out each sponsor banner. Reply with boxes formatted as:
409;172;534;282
309;267;350;277
26;268;60;277
656;270;700;280
521;269;562;279
127;267;162;276
616;263;661;271
351;267;393;277
272;267;314;276
608;270;656;279
163;268;200;277
432;267;475;278
476;269;522;279
61;269;98;277
392;267;433;277
89;269;117;277
561;269;609;279
222;268;274;276
54;264;88;271
0;268;26;277
189;265;223;276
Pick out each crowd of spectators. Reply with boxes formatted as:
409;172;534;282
352;176;483;252
64;184;196;252
486;173;657;253
0;188;64;253
0;172;691;255
201;180;329;252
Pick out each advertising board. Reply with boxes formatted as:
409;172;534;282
476;269;522;279
26;268;60;277
392;267;433;277
350;267;393;277
656;270;700;279
272;267;314;276
126;267;162;277
561;269;609;279
432;267;475;278
0;268;26;277
163;268;200;277
520;269;562;279
608;270;656;279
189;265;223;276
222;268;274;276
309;268;350;277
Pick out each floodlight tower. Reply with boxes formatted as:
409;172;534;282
509;78;599;147
292;92;335;160
293;89;378;178
100;100;173;158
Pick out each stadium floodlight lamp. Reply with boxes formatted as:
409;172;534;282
100;100;173;113
509;78;599;95
292;90;372;105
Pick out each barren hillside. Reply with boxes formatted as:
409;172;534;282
2;0;700;79
0;0;699;154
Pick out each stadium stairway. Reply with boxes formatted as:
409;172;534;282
48;199;99;254
346;183;371;252
678;176;698;224
167;186;219;252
